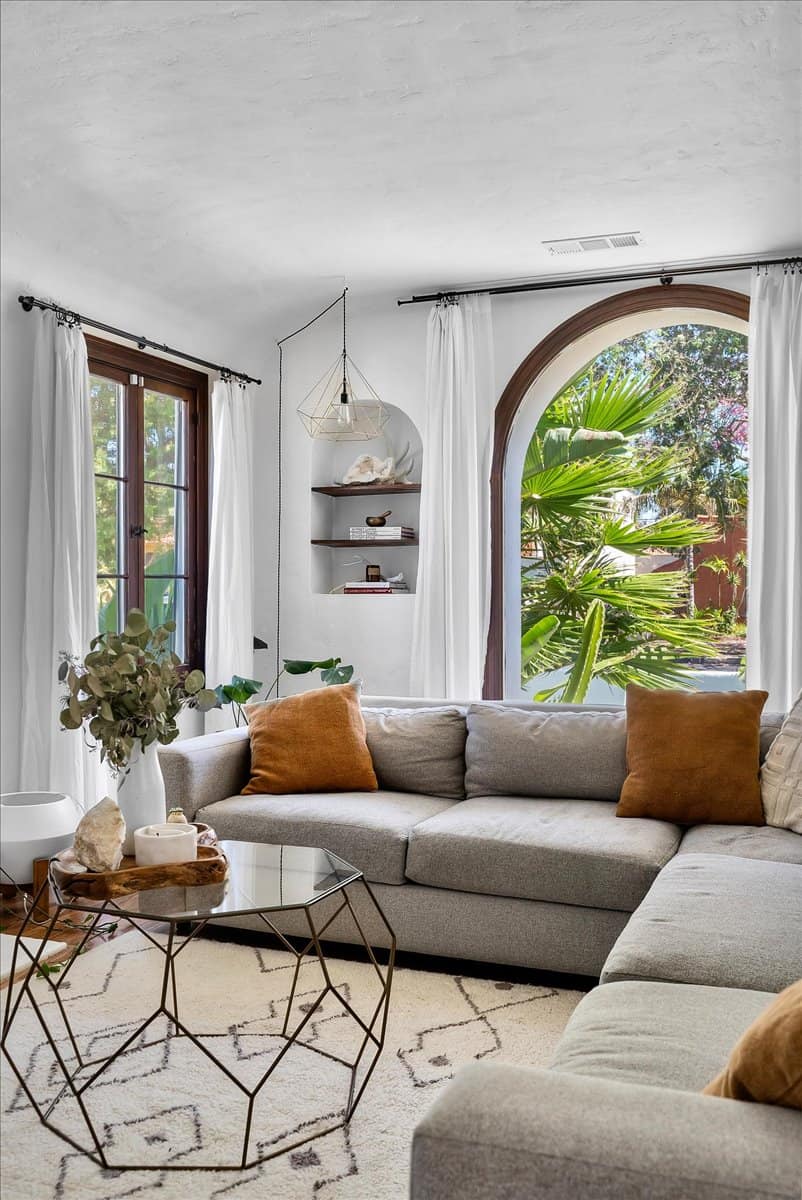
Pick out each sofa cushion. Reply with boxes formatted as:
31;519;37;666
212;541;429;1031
761;693;802;833
677;823;802;864
601;853;802;992
617;685;768;825
196;790;455;885
362;705;466;799
406;796;681;911
464;704;627;801
703;980;802;1108
551;980;774;1093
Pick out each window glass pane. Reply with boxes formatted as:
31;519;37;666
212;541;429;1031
90;374;123;476
144;577;185;660
144;390;185;485
95;477;123;575
97;578;123;635
144;484;186;574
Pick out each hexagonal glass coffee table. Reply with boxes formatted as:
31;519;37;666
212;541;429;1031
1;841;395;1172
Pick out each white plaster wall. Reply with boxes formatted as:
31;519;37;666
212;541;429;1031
263;270;752;701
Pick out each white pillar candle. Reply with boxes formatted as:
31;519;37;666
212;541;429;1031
133;823;197;867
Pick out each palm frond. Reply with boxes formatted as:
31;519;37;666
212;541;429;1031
602;515;719;553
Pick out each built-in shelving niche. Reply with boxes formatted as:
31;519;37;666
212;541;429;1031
310;404;423;595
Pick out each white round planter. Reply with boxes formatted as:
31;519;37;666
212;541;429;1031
116;744;167;855
0;792;82;886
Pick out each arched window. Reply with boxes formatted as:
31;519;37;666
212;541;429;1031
485;285;750;700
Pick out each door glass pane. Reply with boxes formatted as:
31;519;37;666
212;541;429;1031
144;577;185;660
97;578;123;635
90;374;123;476
95;477;123;575
144;390;185;485
144;484;186;574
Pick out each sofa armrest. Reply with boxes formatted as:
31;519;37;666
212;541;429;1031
411;1063;802;1200
158;728;250;821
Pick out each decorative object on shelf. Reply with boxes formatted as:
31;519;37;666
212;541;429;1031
167;807;188;824
349;524;415;540
366;564;382;583
297;289;389;441
339;444;415;486
134;823;198;868
71;796;126;873
366;510;393;527
58;608;218;853
0;791;82;887
51;843;228;900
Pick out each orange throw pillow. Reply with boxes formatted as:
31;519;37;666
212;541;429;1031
703;980;802;1109
617;685;768;824
242;683;378;795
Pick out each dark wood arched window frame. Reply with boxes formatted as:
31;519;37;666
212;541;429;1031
483;283;750;699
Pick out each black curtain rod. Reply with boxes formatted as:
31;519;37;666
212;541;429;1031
18;295;262;385
396;254;801;306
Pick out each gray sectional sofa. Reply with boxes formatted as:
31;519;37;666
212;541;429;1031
160;696;802;1200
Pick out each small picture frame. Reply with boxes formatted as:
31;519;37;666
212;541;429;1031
365;564;382;583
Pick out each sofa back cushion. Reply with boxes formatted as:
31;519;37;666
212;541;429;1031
464;703;627;800
362;705;467;800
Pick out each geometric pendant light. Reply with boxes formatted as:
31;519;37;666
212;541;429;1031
297;289;389;441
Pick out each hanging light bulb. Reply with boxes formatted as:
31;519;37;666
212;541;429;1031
337;370;353;427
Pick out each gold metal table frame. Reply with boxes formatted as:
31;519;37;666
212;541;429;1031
1;844;396;1173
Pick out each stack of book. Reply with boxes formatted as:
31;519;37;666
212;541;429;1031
349;526;415;541
343;580;411;595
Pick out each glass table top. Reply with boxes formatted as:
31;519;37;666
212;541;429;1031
51;841;362;923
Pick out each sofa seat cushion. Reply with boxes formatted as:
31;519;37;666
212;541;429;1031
678;823;802;864
196;790;455;885
552;980;774;1093
405;796;681;911
601;853;802;992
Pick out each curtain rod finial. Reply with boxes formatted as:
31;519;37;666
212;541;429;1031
19;295;35;311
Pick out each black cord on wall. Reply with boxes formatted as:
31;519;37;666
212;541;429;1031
274;289;348;693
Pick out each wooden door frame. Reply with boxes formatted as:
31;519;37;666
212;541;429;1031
483;283;750;699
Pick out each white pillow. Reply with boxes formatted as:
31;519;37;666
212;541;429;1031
761;693;802;833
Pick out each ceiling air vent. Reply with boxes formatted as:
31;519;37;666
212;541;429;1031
543;232;643;256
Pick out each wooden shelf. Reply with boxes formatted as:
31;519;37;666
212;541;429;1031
311;539;419;548
311;483;421;497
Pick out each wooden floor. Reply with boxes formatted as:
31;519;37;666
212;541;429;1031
0;886;156;988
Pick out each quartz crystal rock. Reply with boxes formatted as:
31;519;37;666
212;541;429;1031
72;796;126;872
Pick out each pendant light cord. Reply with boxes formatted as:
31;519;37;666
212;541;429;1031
274;288;347;691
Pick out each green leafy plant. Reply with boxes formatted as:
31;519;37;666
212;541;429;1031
214;657;355;727
699;551;747;633
58;609;218;772
521;369;719;702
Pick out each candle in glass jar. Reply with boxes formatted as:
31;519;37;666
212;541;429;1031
133;823;197;867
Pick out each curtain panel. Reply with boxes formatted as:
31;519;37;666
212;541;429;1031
746;264;802;712
204;377;255;726
410;295;495;698
19;311;103;811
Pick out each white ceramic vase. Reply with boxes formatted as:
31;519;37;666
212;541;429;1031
116;743;166;855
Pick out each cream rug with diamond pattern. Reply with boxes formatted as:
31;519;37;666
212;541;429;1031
1;931;582;1199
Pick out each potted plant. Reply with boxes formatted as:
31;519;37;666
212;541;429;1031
59;609;217;852
215;657;354;726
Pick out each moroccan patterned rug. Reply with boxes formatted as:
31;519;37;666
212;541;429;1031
0;931;582;1199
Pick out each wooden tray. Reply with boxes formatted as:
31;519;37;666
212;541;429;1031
52;844;228;900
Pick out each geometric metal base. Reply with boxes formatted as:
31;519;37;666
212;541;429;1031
1;875;395;1171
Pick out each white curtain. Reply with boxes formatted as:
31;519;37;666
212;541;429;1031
746;264;802;712
410;295;495;698
19;311;103;812
205;377;254;718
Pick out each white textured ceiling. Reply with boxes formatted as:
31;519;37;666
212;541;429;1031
2;0;801;329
